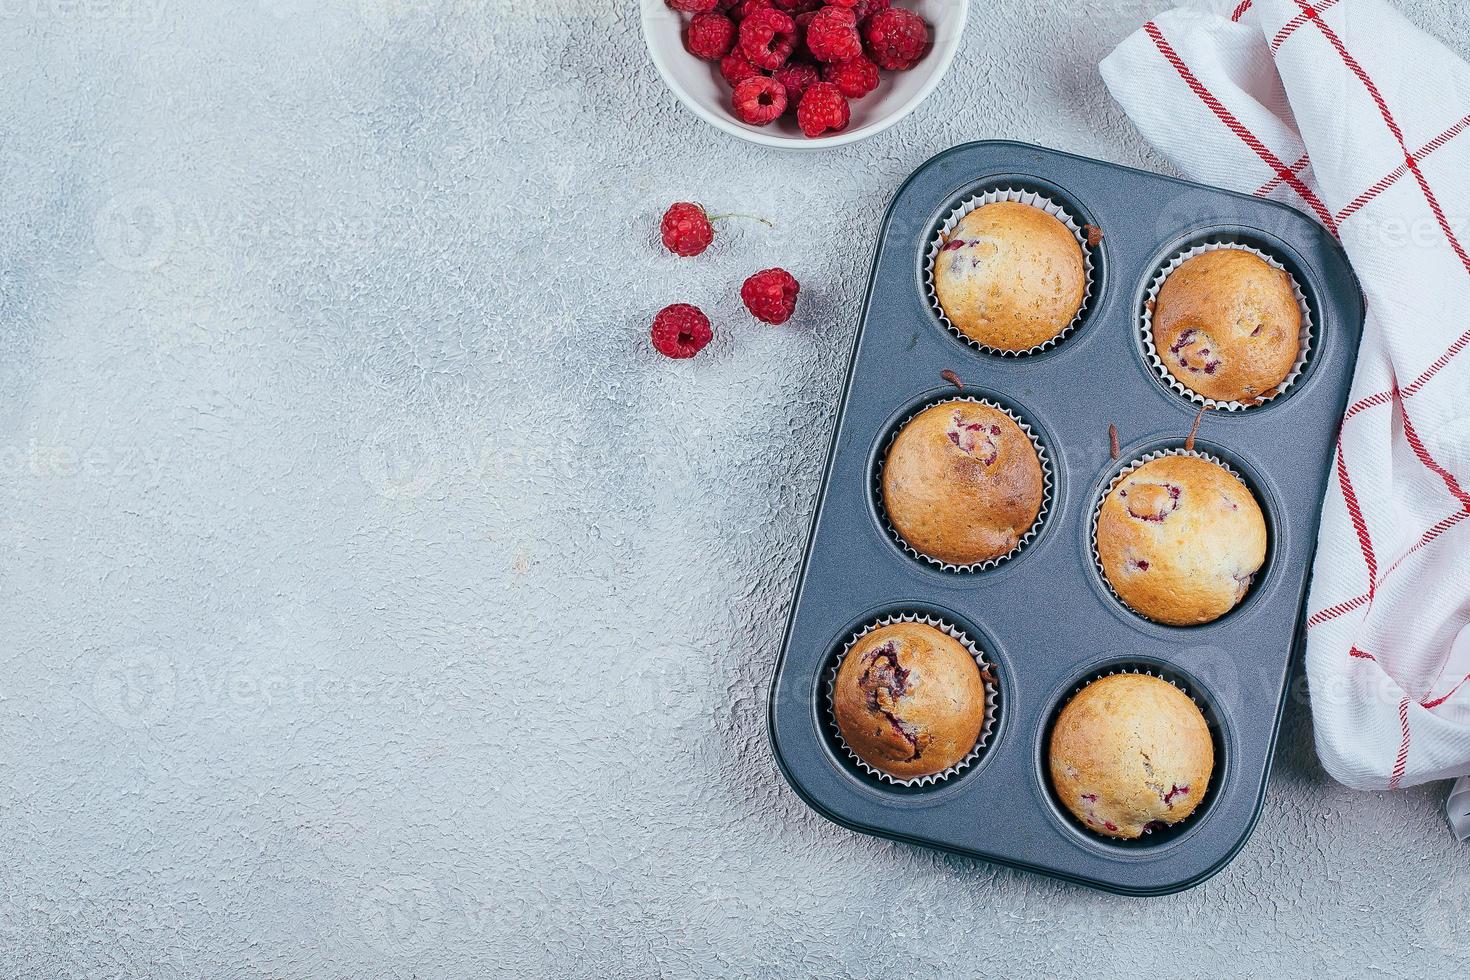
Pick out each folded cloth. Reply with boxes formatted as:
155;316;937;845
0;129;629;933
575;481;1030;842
1101;0;1470;831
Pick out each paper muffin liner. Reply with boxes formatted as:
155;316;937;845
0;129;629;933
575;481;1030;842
924;187;1097;356
1089;447;1259;623
1049;664;1217;841
826;612;1000;788
874;395;1052;573
1140;241;1314;411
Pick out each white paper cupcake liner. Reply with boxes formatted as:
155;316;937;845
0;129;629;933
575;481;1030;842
1140;241;1314;411
1051;664;1216;840
826;612;1000;788
924;187;1097;356
874;395;1052;573
1089;448;1257;620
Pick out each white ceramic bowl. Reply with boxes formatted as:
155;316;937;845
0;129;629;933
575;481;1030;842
641;0;968;149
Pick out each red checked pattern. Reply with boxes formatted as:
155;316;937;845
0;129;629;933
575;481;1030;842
1101;0;1470;791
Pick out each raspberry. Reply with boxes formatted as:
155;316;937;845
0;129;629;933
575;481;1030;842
660;202;714;257
796;81;850;138
732;75;787;125
740;268;800;324
826;0;859;6
666;0;718;11
719;50;762;87
772;62;819;108
822;55;878;98
805;5;862;62
863;7;927;70
738;7;796;69
651;304;713;359
728;0;772;18
851;0;889;22
684;12;736;60
792;8;818;58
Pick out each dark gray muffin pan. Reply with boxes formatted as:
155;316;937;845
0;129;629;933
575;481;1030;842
766;141;1364;896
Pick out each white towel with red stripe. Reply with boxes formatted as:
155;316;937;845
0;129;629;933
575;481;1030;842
1101;0;1470;837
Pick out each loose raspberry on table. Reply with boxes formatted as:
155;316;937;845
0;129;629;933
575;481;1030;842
805;5;863;63
684;12;736;60
732;75;787;125
660;202;715;257
822;55;878;98
651;304;714;359
740;268;800;324
666;0;718;12
719;50;763;87
738;7;796;69
772;62;819;107
796;81;850;137
863;7;927;70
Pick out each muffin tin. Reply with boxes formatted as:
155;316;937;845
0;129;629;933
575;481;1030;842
766;141;1364;895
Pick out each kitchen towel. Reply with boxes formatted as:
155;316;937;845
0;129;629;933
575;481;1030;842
1101;0;1470;836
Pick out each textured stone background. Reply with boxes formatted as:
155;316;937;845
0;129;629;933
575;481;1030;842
2;0;1468;976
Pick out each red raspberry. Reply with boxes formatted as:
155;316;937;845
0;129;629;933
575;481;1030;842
851;0;889;22
660;202;715;257
728;0;772;18
741;268;800;325
732;75;787;125
738;7;796;69
772;62;819;108
651;304;713;359
863;7;927;70
666;0;718;11
685;12;736;60
796;81;850;138
826;0;859;6
822;55;878;98
805;5;862;62
792;8;818;58
719;50;762;87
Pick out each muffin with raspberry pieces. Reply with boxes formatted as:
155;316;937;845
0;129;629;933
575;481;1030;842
933;201;1086;352
1151;248;1302;404
1049;673;1214;839
832;622;986;780
1095;455;1266;625
882;399;1044;566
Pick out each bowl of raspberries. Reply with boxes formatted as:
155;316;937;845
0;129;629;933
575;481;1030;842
642;0;965;146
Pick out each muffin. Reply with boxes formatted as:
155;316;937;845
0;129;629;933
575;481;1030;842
1151;248;1302;403
1096;455;1267;626
832;622;986;780
933;201;1087;351
882;400;1044;566
1049;673;1214;839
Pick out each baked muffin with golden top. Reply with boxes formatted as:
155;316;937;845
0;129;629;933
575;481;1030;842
933;201;1087;352
1049;673;1213;839
1151;248;1301;403
882;400;1044;566
832;622;986;780
1096;455;1266;626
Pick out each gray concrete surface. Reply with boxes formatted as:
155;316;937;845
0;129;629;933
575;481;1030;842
2;1;1468;977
